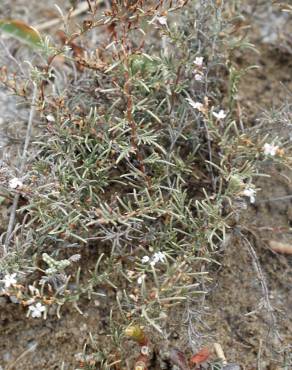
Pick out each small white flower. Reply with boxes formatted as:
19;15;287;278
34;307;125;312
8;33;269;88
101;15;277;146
3;273;17;288
9;177;23;189
243;187;256;204
152;251;166;264
194;73;203;81
212;110;227;120
141;256;150;264
46;114;55;122
194;57;204;67
142;252;166;267
186;98;204;111
148;15;168;26
28;302;46;318
263;143;278;156
137;275;145;285
157;16;168;26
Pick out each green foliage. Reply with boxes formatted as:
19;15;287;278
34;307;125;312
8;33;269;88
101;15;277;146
3;0;257;324
1;0;290;368
42;253;71;275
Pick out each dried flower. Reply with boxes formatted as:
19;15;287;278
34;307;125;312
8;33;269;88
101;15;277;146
263;143;278;156
135;359;148;370
28;302;46;318
212;110;227;120
9;177;23;189
3;273;17;288
243;187;256;204
125;326;147;345
194;57;204;67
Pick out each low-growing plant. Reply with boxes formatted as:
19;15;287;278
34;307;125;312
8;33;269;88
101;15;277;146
0;0;291;368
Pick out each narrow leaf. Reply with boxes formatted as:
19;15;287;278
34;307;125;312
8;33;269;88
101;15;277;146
0;19;42;48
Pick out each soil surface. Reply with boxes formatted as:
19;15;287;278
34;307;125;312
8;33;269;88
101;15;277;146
0;1;291;369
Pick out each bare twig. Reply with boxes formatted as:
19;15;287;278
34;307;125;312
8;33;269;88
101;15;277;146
3;83;38;255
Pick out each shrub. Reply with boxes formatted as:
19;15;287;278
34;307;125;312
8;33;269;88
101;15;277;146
1;0;290;368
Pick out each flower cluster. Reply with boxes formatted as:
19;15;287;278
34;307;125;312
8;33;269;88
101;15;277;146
187;97;227;120
193;56;204;81
1;274;47;319
141;251;166;267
